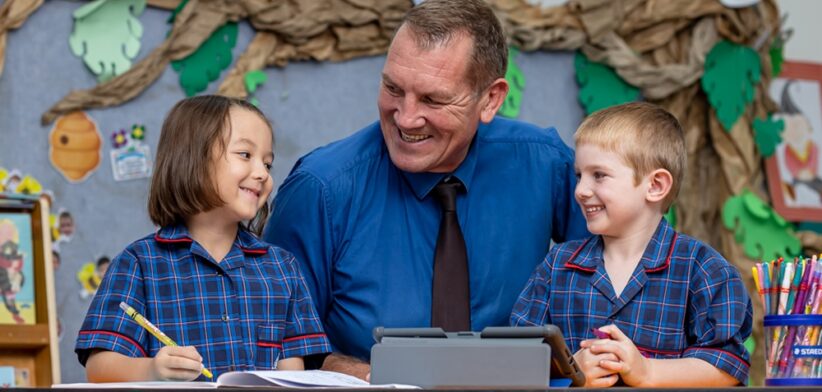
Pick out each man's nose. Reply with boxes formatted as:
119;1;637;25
394;98;425;130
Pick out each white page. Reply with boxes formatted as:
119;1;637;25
218;370;419;389
53;381;218;389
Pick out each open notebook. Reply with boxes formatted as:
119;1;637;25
54;370;420;389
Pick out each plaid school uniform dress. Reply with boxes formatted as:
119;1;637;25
511;219;753;384
76;224;331;379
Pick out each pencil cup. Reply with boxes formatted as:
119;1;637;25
764;314;822;386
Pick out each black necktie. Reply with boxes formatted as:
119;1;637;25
431;177;471;331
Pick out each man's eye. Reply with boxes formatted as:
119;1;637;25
238;152;250;159
384;83;400;95
422;97;442;106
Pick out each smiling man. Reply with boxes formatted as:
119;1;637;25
263;0;588;378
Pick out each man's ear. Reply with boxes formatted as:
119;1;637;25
646;169;673;204
479;78;509;123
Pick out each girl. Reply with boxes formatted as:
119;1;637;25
76;95;331;382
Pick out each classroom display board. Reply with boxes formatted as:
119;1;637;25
0;1;583;383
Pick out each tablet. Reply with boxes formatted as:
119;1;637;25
372;325;585;387
480;325;585;386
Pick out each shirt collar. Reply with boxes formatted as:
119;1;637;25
565;219;676;273
399;123;481;200
155;224;268;255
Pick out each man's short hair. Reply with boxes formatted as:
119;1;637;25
574;102;686;210
148;95;272;232
401;0;507;92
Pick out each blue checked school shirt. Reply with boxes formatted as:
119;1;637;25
511;219;753;384
75;224;331;379
264;118;589;360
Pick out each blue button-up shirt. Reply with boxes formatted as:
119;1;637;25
264;117;589;360
511;219;752;384
76;225;331;378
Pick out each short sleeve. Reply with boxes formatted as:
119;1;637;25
75;249;148;366
683;263;753;384
510;250;555;327
279;250;332;359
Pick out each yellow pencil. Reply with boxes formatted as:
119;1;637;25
119;301;213;379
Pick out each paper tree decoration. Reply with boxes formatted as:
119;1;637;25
499;47;525;118
574;51;639;115
770;42;784;77
664;204;677;230
722;189;800;260
69;0;145;83
171;23;238;96
244;70;267;107
701;40;761;131
753;115;785;158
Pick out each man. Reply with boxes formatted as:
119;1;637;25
264;0;588;378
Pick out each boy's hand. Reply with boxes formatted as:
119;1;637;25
582;324;650;387
573;344;619;387
150;346;205;381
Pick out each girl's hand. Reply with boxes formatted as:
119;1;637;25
573;343;620;387
584;324;651;387
150;346;204;381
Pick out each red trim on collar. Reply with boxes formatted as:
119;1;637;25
79;330;147;357
241;247;267;255
154;233;192;244
564;237;595;272
645;232;677;273
154;234;265;254
563;232;677;273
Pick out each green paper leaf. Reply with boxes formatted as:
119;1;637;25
167;0;188;23
499;47;525;118
770;42;784;76
741;191;771;220
701;40;761;131
753;115;785;158
744;336;755;355
171;22;238;96
69;0;146;83
663;204;677;230
574;51;639;115
722;189;800;260
244;70;267;94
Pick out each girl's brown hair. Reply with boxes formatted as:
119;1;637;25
148;95;273;235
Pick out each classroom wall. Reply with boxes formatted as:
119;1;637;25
0;1;584;382
779;0;822;64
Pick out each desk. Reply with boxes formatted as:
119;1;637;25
13;388;822;391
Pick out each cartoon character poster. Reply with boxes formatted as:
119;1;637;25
766;61;822;221
0;213;35;324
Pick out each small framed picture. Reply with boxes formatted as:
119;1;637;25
0;212;35;325
765;61;822;221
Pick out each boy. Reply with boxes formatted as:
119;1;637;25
511;102;752;387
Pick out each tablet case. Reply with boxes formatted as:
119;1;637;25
370;325;585;387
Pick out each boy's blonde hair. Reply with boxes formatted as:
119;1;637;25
574;102;686;211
